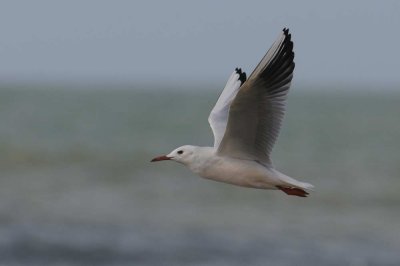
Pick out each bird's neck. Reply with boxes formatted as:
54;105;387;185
186;146;216;174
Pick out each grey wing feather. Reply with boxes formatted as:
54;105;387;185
217;28;295;165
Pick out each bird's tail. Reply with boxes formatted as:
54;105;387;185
274;170;315;197
298;181;315;191
277;180;314;197
276;171;315;191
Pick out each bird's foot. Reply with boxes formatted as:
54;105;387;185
277;186;309;197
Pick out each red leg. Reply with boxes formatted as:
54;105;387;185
277;186;309;197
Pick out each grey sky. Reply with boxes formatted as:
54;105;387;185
0;0;399;88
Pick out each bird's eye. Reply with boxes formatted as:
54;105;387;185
177;150;183;155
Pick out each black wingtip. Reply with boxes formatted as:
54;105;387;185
256;27;295;85
282;28;293;52
283;27;289;35
239;72;247;84
282;28;292;43
235;67;247;85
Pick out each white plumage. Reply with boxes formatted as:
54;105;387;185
152;28;314;197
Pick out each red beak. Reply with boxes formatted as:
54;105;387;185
150;155;171;162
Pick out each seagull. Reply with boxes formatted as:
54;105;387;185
151;28;314;197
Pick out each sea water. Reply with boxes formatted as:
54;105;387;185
0;87;399;265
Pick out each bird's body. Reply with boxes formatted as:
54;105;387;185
152;28;314;197
185;146;276;189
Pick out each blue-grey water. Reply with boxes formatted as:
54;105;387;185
0;87;399;265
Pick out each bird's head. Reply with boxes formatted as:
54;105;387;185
151;145;196;165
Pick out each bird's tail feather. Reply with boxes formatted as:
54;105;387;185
299;182;315;191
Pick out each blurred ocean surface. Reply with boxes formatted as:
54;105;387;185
0;86;399;266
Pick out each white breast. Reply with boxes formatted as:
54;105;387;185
190;152;279;189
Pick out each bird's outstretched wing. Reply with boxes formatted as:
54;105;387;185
217;28;295;166
208;68;246;148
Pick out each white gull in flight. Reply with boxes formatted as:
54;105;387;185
151;28;314;197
